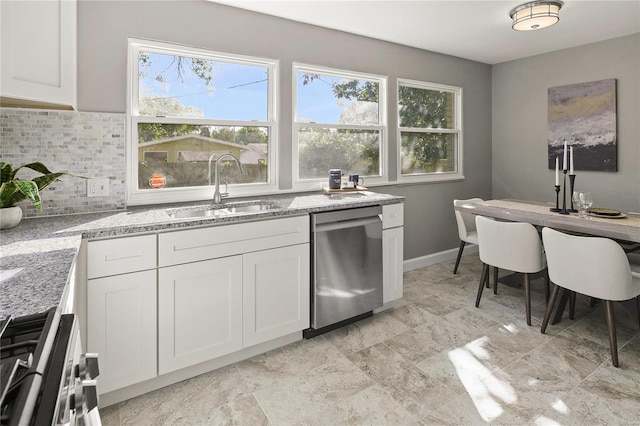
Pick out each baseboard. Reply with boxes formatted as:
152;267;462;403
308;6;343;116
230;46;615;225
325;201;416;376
403;244;478;272
98;332;301;408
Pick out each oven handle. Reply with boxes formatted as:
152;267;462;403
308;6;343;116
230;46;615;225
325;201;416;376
314;216;381;233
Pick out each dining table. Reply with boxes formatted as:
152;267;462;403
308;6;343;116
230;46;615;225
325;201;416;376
454;199;640;324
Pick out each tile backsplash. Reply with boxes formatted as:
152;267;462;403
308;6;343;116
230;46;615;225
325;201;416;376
1;108;127;217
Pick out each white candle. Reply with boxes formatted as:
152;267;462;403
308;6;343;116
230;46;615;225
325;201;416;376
555;157;559;186
563;140;568;171
570;146;574;174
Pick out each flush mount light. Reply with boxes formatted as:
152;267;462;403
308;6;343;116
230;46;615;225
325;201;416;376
510;0;563;31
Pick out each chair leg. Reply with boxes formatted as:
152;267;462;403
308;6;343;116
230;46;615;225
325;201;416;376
605;300;619;368
493;267;498;294
524;273;531;326
453;241;465;274
569;291;576;320
544;270;550;302
590;297;598;308
475;263;489;308
541;284;561;334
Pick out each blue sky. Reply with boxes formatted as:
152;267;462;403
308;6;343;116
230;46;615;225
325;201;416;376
140;52;348;123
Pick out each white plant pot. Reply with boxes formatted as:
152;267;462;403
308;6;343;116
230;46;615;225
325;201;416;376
0;206;23;229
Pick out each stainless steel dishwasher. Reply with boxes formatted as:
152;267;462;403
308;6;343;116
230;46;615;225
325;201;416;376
304;206;383;338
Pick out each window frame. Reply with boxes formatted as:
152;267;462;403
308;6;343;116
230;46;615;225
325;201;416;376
292;63;388;191
126;38;279;205
396;78;464;183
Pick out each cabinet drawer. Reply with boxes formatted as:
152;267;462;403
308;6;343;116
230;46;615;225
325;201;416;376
382;203;404;229
159;216;310;267
87;235;157;279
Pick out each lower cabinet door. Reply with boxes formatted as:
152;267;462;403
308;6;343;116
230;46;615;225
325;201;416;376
87;270;157;394
243;243;310;347
383;227;404;303
158;256;243;374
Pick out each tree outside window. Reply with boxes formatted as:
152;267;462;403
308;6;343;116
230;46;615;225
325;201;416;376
398;80;462;180
294;64;386;186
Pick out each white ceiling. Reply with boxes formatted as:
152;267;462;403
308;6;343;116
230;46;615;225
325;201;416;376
213;0;640;64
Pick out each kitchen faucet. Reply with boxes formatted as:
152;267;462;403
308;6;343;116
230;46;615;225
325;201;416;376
208;153;244;204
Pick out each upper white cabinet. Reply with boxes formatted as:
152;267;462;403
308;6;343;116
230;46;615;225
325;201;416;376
0;0;77;109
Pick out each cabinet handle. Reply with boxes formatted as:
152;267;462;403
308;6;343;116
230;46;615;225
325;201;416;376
104;254;142;262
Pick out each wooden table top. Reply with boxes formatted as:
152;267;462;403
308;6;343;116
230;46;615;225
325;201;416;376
455;199;640;244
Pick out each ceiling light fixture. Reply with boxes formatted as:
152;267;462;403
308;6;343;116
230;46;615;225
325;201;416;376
510;0;563;31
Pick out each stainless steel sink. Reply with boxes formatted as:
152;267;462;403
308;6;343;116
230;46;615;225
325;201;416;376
167;200;278;219
224;201;275;213
166;207;227;219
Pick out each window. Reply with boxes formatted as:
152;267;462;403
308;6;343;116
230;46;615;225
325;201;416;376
143;151;168;163
127;39;278;204
293;64;387;188
397;79;463;182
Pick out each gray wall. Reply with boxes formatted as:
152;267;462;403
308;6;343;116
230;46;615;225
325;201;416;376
77;0;493;260
492;34;640;213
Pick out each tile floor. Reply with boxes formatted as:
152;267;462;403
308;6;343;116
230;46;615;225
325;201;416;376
100;253;640;425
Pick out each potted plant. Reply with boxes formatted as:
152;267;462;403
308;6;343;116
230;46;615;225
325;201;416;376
0;162;74;229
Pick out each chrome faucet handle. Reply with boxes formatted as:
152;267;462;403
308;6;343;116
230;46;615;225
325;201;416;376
221;181;229;199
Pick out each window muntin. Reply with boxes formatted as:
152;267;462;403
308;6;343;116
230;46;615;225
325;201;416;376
398;79;463;180
128;39;277;204
293;64;386;187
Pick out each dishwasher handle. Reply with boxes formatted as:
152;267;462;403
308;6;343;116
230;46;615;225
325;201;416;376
314;216;381;233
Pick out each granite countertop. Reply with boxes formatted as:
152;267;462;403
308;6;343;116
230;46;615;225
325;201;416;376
0;191;404;318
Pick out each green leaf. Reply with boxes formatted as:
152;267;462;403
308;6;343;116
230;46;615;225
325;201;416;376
32;173;66;192
13;162;54;177
0;162;13;185
1;179;41;210
0;162;81;211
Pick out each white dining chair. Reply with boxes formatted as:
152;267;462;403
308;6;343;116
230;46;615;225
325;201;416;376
475;215;548;326
541;227;640;367
453;198;483;274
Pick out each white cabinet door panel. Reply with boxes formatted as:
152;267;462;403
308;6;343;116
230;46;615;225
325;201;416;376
383;227;404;303
158;256;243;374
0;0;76;107
243;244;310;347
87;270;157;394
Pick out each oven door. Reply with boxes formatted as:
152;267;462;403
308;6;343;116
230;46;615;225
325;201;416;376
33;314;101;425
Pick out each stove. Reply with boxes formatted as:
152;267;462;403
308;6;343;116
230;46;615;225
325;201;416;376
0;308;100;425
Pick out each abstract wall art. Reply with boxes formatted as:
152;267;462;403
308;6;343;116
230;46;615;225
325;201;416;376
548;78;617;172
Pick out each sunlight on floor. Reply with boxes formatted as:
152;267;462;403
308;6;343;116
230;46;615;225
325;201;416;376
448;335;517;422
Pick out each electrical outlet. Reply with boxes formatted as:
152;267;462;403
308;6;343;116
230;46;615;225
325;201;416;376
87;178;110;197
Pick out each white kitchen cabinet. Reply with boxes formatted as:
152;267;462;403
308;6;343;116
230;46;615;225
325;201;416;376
157;217;310;374
383;226;404;303
0;0;76;109
243;244;310;347
158;216;309;267
87;270;157;394
382;203;404;303
158;256;243;375
87;234;156;279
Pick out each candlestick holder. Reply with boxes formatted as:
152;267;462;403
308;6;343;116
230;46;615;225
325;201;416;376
550;185;561;212
568;174;577;213
559;169;570;215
